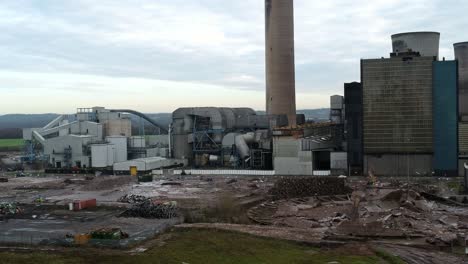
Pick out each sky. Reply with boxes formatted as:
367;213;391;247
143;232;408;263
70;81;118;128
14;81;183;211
0;0;467;114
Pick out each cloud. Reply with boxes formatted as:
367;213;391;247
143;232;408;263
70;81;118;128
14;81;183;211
0;0;466;114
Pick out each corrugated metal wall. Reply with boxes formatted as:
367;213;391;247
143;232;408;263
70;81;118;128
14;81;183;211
433;61;458;175
460;123;468;153
362;56;434;153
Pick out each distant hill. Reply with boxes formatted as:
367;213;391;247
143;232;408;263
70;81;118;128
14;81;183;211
256;108;330;121
0;109;330;138
0;114;60;129
297;108;330;121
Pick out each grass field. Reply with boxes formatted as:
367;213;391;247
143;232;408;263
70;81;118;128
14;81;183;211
0;138;24;148
0;229;397;264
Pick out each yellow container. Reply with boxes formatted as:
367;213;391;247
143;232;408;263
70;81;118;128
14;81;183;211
74;234;91;245
130;166;138;176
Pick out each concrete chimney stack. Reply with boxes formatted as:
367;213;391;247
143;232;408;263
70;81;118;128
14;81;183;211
265;0;296;126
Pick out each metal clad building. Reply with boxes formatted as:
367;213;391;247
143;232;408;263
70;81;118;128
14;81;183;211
344;82;363;174
362;56;434;154
460;123;468;154
433;61;458;175
454;42;468;118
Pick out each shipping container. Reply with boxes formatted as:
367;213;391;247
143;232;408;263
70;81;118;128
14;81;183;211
73;199;97;211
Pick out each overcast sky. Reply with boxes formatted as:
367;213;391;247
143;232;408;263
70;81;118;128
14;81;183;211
0;0;466;114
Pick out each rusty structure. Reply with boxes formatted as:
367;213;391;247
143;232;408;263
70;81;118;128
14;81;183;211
265;0;296;126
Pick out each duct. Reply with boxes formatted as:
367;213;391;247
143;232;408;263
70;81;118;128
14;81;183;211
109;109;168;134
39;121;78;136
235;132;255;159
222;133;241;148
173;107;224;132
219;108;237;129
233;108;256;117
32;131;46;145
43;115;65;130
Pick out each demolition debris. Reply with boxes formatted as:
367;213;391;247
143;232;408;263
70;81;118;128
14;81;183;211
268;177;352;200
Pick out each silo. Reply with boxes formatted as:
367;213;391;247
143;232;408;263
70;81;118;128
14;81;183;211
265;0;296;126
391;32;440;57
454;42;468;118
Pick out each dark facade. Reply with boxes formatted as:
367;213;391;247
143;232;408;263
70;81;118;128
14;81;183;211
361;56;434;154
433;61;458;176
344;82;363;175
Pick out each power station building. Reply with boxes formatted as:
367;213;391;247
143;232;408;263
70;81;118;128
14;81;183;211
346;32;463;176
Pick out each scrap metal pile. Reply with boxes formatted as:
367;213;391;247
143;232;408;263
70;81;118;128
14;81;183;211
118;194;149;204
0;202;22;216
268;177;352;200
119;194;179;219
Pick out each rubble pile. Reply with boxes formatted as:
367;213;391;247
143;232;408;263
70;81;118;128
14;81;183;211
268;177;351;200
118;194;150;204
121;200;179;219
249;185;468;248
0;202;22;216
248;196;352;229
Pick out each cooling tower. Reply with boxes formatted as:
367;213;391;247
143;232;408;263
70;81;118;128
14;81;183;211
265;0;296;126
455;42;468;118
392;32;440;58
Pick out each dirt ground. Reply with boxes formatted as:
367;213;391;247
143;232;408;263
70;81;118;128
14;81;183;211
1;172;468;263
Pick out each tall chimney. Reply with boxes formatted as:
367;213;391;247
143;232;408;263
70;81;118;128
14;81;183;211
265;0;296;126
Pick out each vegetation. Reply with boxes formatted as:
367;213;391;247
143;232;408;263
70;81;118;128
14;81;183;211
0;229;399;264
0;138;24;148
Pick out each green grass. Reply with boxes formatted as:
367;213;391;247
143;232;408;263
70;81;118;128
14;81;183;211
0;229;394;264
0;138;24;148
375;249;407;264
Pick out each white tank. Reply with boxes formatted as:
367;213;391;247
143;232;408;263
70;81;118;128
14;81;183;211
91;144;114;168
106;136;128;162
392;32;440;57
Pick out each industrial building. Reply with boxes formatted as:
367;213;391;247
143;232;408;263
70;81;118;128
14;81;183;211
344;82;363;175
344;32;465;177
171;107;274;169
23;107;182;173
19;2;467;179
455;42;468;176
